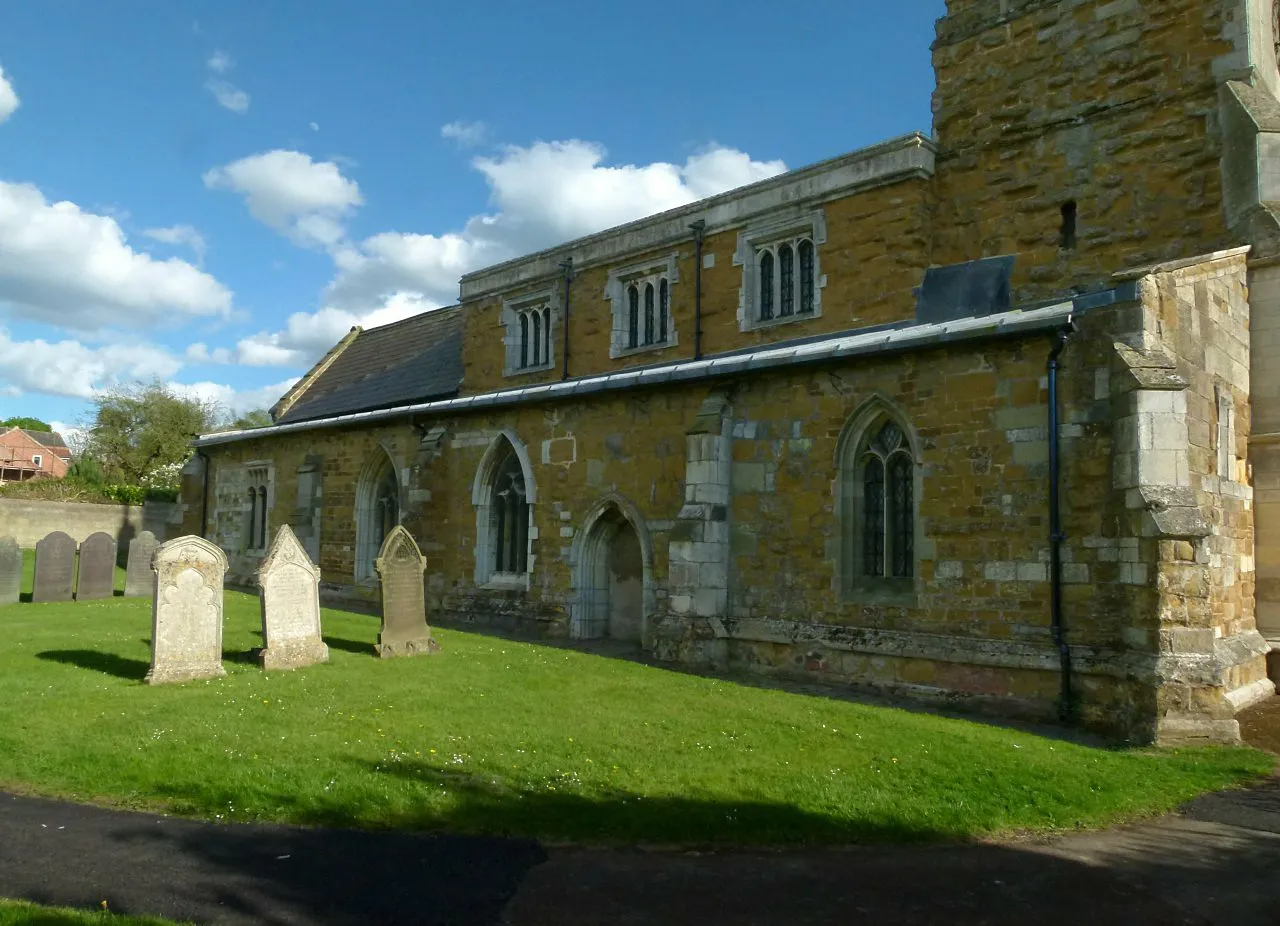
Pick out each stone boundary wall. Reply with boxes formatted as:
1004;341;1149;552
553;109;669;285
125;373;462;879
0;498;179;548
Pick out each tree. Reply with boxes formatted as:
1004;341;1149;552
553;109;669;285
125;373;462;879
231;409;273;430
1;416;52;432
85;381;220;488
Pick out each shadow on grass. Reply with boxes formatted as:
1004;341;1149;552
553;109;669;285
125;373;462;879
323;636;375;656
35;649;149;681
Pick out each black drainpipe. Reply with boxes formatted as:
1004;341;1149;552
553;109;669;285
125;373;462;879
1048;324;1075;723
560;257;574;380
196;449;211;539
689;220;706;359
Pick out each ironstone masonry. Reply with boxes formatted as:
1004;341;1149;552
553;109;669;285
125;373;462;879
184;0;1280;744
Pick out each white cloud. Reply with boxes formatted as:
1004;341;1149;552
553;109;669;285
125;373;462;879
220;138;785;371
203;149;363;248
0;180;232;331
324;139;785;312
144;224;207;266
0;64;18;125
310;121;319;132
185;342;232;364
0;329;182;399
173;377;299;415
207;50;233;73
204;49;249;113
205;79;250;114
441;120;488;147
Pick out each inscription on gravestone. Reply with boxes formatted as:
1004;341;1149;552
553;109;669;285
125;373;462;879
32;531;76;603
76;531;117;600
374;525;437;658
124;531;159;598
0;537;20;605
258;524;329;671
146;535;227;685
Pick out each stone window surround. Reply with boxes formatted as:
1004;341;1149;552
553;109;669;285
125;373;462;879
242;461;273;555
734;210;827;332
834;397;923;606
472;429;539;590
604;253;680;358
502;288;559;377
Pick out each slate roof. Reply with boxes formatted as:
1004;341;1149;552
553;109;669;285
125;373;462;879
275;306;465;425
0;428;70;454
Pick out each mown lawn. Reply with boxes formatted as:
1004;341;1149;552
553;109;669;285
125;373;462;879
0;590;1271;846
0;900;179;925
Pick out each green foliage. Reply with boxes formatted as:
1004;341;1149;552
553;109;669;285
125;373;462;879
67;457;104;486
230;409;273;430
84;381;218;490
0;478;177;507
0;589;1270;846
0;417;52;432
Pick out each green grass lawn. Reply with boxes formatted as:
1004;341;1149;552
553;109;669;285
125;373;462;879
0;900;179;925
0;589;1271;846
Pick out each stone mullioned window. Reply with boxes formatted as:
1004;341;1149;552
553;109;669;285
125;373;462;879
604;254;679;358
502;290;557;376
734;211;826;332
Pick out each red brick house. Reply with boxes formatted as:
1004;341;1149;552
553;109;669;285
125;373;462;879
0;428;71;482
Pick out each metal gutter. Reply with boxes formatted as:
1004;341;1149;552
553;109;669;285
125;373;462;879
194;301;1076;449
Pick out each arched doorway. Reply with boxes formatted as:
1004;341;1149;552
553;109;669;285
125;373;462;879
574;501;648;643
355;451;399;582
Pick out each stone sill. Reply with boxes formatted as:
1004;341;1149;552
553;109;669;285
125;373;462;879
610;338;677;360
503;363;556;379
482;574;529;592
740;311;818;334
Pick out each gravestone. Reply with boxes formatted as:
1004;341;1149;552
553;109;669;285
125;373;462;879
146;535;227;685
374;525;437;658
0;538;20;605
32;531;76;602
76;531;117;600
257;524;329;671
124;531;159;598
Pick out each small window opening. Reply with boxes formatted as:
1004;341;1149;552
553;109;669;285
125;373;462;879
1059;201;1077;251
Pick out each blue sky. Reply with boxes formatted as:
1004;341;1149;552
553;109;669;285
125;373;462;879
0;1;945;437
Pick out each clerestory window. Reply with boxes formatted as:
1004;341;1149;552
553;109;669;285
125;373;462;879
503;291;557;376
606;254;679;358
734;211;826;331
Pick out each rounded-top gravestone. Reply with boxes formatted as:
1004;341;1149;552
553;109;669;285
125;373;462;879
32;531;76;603
374;525;437;658
76;531;117;600
0;537;20;605
124;531;159;598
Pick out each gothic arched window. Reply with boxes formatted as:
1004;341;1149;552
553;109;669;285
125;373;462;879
627;285;640;349
840;408;919;597
758;250;775;320
491;447;529;576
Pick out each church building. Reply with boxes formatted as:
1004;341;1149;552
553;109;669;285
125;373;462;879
185;0;1280;744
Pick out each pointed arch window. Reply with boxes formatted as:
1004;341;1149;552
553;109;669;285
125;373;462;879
840;410;919;600
779;243;794;317
474;433;537;587
491;449;529;575
858;421;914;580
243;465;270;553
